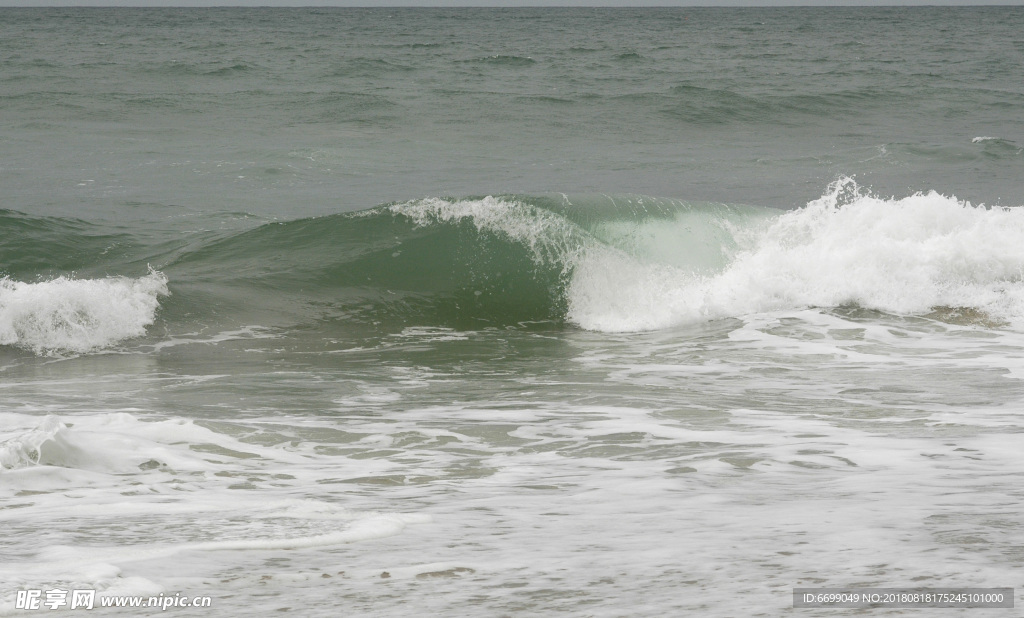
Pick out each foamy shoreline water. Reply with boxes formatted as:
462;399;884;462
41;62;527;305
3;310;1023;615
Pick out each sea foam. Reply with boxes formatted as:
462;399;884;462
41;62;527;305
0;270;168;355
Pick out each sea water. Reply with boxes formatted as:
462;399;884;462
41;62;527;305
2;7;1023;616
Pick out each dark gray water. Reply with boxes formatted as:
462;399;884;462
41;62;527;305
2;8;1023;616
2;6;1023;222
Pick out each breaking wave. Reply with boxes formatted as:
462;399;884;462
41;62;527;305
6;179;1024;347
0;270;168;355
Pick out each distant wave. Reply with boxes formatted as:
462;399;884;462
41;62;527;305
460;55;536;67
136;60;255;77
970;136;1022;157
660;85;907;125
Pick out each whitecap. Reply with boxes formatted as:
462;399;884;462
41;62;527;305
0;270;168;355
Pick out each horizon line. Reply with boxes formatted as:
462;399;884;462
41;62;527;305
2;2;1022;6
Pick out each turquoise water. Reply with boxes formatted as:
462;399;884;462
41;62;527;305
2;8;1024;616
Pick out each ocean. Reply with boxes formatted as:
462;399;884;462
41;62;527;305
2;6;1023;615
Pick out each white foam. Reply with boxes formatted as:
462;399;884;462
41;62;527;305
569;179;1024;331
0;413;236;475
567;250;705;331
0;415;66;470
0;410;432;611
195;512;431;551
0;270;168;354
145;325;278;351
390;196;587;268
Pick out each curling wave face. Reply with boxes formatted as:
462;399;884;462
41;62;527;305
4;180;1024;356
160;193;773;333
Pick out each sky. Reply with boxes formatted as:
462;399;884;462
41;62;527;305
1;0;1022;5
